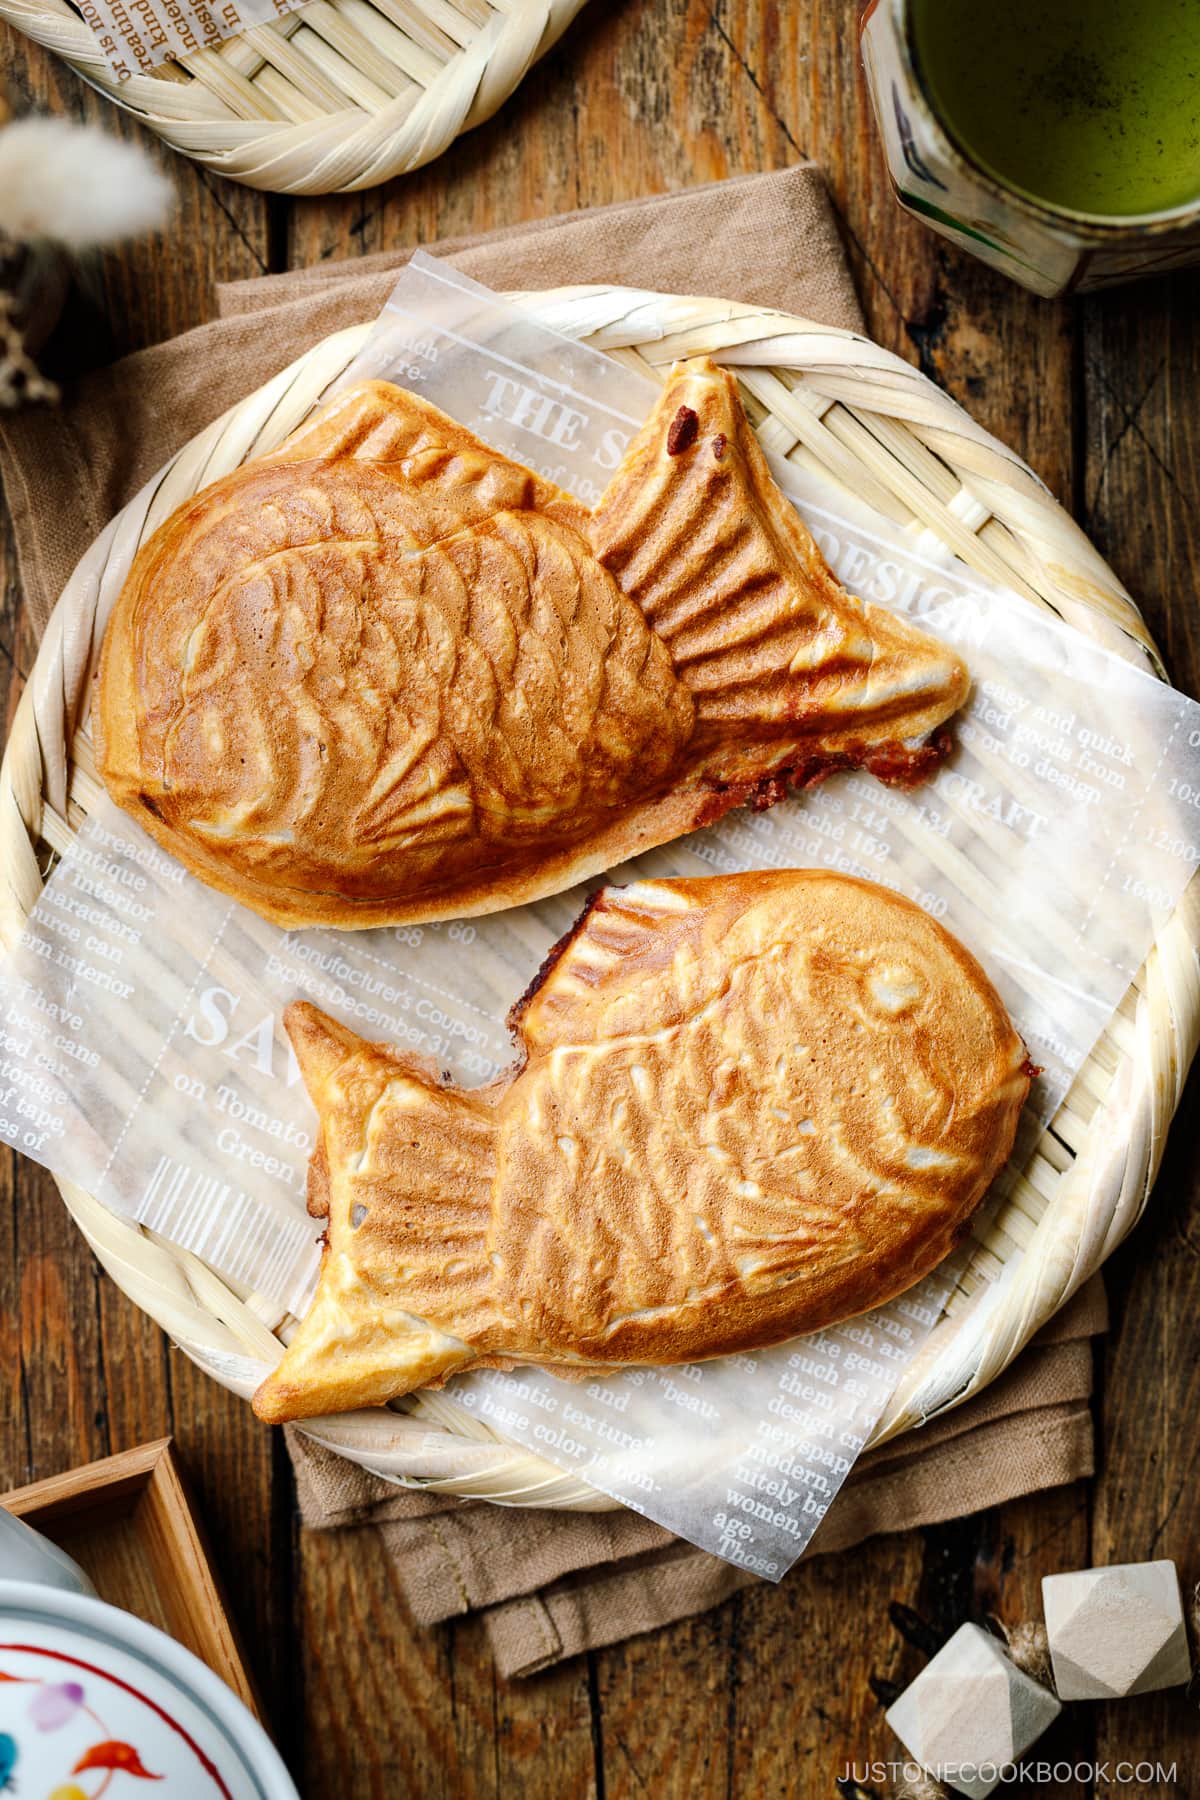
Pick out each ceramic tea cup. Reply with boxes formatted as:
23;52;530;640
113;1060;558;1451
861;0;1200;295
0;1508;297;1799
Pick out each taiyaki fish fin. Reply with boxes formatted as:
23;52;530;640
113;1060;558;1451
253;1004;496;1424
253;1274;475;1424
285;998;364;1097
590;357;968;774
512;879;714;1051
262;379;515;472
259;379;590;541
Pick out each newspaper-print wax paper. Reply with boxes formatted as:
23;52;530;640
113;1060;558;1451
2;255;1199;1575
77;0;308;82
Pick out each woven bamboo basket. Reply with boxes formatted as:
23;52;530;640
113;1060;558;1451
0;0;588;194
4;287;1199;1514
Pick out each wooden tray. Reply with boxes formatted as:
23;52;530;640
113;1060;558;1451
0;1438;258;1717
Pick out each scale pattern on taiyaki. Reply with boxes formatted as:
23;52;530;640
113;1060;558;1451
97;362;970;928
254;871;1030;1423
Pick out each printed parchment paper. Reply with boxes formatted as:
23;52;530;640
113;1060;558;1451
77;0;308;82
2;257;1199;1574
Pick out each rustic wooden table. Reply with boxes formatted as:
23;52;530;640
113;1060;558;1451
2;5;1198;1796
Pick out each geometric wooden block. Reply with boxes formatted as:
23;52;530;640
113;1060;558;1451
1042;1561;1191;1700
886;1622;1062;1799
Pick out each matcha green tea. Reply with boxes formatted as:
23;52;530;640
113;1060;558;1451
910;0;1200;216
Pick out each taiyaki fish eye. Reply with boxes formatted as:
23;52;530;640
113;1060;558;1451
252;872;1029;1425
867;966;924;1015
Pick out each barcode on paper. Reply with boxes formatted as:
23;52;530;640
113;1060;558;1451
138;1153;317;1308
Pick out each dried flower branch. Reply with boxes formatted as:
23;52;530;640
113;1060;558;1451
0;291;59;408
0;112;172;406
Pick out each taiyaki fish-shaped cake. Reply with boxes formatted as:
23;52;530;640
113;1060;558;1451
97;360;969;928
253;871;1029;1423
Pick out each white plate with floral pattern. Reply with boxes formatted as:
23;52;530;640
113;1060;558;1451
0;1580;297;1800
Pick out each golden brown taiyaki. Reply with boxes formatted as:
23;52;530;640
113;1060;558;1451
97;361;969;929
253;871;1029;1423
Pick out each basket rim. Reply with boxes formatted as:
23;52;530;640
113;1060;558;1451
3;281;1199;1513
0;0;593;195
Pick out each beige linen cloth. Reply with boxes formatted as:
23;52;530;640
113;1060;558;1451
0;166;1104;1676
288;1287;1102;1677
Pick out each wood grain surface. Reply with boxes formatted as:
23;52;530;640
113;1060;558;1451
1;3;1198;1795
2;1438;261;1714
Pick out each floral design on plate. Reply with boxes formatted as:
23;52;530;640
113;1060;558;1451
0;1645;231;1797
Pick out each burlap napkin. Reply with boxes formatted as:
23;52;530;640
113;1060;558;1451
0;164;1106;1674
289;1279;1104;1677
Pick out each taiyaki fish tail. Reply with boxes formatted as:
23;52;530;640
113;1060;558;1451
253;1003;499;1424
255;872;1030;1425
99;348;971;934
590;357;970;787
